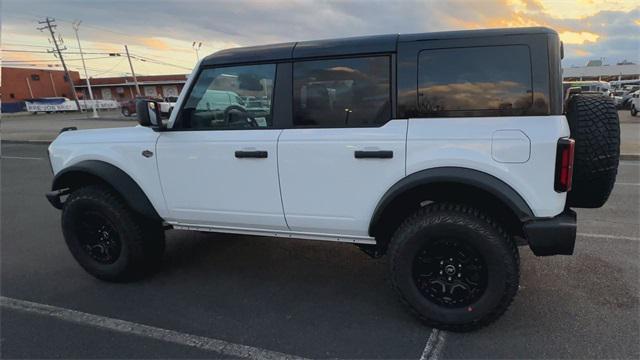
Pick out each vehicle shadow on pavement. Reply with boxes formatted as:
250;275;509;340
148;230;432;359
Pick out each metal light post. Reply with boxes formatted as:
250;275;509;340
72;20;99;118
192;41;202;62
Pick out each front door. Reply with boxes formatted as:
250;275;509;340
156;63;287;231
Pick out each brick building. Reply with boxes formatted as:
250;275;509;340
74;74;189;102
1;67;189;112
1;67;81;112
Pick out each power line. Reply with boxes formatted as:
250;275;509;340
88;58;126;77
56;18;133;38
4;56;118;63
5;49;193;70
131;54;192;70
3;49;121;55
2;64;61;68
2;43;53;48
3;42;116;51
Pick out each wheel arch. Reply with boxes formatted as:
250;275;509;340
51;160;161;221
369;167;534;245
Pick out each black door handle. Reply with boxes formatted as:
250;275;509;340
354;150;393;159
235;150;268;158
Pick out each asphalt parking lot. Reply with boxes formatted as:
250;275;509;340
1;142;639;359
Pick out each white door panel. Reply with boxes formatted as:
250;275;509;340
156;130;287;230
278;120;407;236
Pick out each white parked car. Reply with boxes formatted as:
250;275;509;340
158;96;178;115
46;27;619;332
631;90;640;116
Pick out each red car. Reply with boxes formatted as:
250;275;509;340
120;97;157;117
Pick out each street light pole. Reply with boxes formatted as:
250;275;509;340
192;41;202;62
72;20;99;118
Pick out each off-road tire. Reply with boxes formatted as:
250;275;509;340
62;185;165;282
565;94;620;208
388;203;519;332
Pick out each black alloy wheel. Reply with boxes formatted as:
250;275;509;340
413;238;488;308
62;185;165;281
388;203;519;331
75;211;122;264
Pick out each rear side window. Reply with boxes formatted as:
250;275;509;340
293;56;391;127
417;45;533;116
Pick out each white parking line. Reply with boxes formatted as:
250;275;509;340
577;233;640;241
0;156;43;160
620;161;640;166
1;296;308;360
616;182;640;186
420;329;447;360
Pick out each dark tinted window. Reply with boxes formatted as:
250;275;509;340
417;45;532;115
180;64;275;130
293;56;390;127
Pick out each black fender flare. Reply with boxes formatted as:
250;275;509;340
49;160;161;221
368;167;534;236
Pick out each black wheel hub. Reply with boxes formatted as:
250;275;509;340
412;238;487;308
76;212;121;264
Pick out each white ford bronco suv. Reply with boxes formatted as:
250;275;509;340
46;27;620;331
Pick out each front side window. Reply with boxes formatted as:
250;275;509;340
417;45;533;116
179;64;275;130
293;56;391;127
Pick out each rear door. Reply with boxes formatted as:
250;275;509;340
277;56;407;239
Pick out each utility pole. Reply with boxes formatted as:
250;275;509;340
72;20;99;118
124;45;141;96
38;17;82;112
192;41;202;62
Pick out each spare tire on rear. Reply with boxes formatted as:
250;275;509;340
565;94;620;208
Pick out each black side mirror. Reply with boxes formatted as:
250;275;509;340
136;99;163;129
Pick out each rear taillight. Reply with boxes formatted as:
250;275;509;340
555;138;575;192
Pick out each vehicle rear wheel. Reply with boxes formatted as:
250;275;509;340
62;185;165;282
388;203;519;332
565;94;620;208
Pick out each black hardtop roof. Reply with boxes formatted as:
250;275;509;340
201;27;556;66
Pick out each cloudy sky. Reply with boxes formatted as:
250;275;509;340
2;0;639;77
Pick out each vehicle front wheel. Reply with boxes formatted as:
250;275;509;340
632;106;638;117
62;185;165;282
388;203;519;332
121;107;130;117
